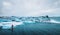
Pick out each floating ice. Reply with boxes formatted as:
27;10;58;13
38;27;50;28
50;19;60;23
0;22;23;29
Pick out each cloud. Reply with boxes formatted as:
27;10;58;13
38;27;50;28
1;0;60;17
3;1;12;7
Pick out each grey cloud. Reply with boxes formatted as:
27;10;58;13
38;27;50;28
0;0;60;17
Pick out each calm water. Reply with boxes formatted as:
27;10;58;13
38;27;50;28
0;17;60;35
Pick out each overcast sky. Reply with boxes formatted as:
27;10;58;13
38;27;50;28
0;0;60;17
